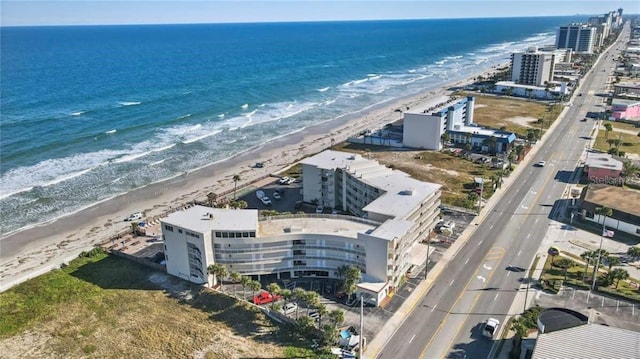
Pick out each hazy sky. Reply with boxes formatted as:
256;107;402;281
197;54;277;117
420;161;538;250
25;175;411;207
2;0;638;27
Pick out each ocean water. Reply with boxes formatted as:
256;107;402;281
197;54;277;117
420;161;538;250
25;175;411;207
0;16;583;235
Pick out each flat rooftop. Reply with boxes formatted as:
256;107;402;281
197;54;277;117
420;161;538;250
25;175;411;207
258;215;377;238
585;152;623;171
162;206;258;232
583;184;640;217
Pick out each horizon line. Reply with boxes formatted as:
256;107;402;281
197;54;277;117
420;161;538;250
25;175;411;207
0;13;611;28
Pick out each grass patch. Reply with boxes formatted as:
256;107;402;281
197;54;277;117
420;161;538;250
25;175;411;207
593;128;640;155
540;255;640;302
280;163;302;178
462;94;562;138
331;144;503;208
0;252;310;358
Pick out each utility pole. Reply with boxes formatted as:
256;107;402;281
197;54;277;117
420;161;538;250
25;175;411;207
359;296;364;359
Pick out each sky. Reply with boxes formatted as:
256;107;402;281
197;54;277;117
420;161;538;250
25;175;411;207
1;0;639;27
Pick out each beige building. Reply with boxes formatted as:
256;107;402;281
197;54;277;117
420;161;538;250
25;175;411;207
510;47;556;86
161;150;442;306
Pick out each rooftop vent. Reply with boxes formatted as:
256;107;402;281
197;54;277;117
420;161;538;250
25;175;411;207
400;189;414;196
284;226;303;233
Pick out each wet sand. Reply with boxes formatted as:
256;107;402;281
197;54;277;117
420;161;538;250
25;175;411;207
0;65;505;291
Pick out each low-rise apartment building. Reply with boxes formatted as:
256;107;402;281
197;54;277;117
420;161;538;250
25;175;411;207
161;150;442;306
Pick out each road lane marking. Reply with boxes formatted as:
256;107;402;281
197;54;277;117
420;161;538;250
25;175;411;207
464;258;469;264
506;271;511;277
527;234;531;239
518;250;522;257
535;218;539;224
483;264;492;270
489;224;494;230
431;304;437;312
420;247;505;358
449;280;455;286
477;276;486;282
409;334;416;344
477;240;483;246
494;293;499;301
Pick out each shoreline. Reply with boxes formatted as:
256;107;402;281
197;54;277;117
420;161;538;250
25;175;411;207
0;63;507;291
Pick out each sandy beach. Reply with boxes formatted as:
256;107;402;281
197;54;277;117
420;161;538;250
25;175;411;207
0;65;505;291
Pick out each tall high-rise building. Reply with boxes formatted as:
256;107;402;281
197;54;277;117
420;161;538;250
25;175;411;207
510;47;556;86
556;24;597;54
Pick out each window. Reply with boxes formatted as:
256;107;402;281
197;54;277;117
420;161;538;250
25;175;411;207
249;232;256;237
215;231;222;237
235;232;242;238
242;232;249;238
164;225;174;232
229;232;235;238
222;232;229;238
178;229;183;234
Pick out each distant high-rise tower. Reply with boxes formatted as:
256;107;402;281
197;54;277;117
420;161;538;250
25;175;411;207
556;24;597;54
510;47;556;86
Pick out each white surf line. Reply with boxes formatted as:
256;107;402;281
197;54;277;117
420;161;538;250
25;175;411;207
449;280;455;286
431;304;437;312
494;293;500;301
408;334;416;344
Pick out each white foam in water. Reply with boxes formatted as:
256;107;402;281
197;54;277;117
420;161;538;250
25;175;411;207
0;148;128;199
317;87;330;92
149;159;167;166
244;109;257;117
217;113;225;118
176;113;192;120
70;111;85;116
119;101;141;106
105;129;117;134
241;103;249;110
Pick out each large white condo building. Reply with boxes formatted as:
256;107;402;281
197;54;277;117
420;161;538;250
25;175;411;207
510;47;556;86
161;150;441;305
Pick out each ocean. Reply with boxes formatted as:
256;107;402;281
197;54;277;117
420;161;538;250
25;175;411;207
0;16;584;236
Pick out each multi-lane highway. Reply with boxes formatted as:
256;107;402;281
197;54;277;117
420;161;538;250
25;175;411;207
375;23;630;359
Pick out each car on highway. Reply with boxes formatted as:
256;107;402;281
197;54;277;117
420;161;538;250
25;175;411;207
482;318;500;339
536;160;546;167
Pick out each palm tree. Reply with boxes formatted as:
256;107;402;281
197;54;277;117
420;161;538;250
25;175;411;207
229;271;241;298
555;258;575;281
315;303;329;329
207;264;228;289
305;291;319;316
206;192;217;208
611;268;630;288
249;280;261;301
266;282;281;311
292;287;306;320
592;205;612;289
440;133;451;150
627;246;640;261
240;276;251;300
232;174;241;200
580;251;595;282
328;309;345;327
623;161;640;178
280;288;292;309
130;221;140;237
603;123;613;140
606;256;621;270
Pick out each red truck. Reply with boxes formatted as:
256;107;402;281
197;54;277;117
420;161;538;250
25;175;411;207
253;291;281;305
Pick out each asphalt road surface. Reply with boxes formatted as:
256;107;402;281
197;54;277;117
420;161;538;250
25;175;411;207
375;24;630;359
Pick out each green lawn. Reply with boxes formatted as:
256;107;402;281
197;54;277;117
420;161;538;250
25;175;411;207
0;251;314;358
593;127;640;155
541;255;640;302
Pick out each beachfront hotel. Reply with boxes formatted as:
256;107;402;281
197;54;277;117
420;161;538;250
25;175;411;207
161;150;442;306
402;96;516;153
556;24;597;54
510;47;556;86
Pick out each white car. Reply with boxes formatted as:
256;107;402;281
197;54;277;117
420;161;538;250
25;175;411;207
283;302;297;315
536;160;546;167
482;318;500;339
315;206;324;213
124;212;142;222
278;176;291;185
260;196;272;206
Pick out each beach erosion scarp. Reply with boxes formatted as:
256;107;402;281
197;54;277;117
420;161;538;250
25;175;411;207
0;64;505;292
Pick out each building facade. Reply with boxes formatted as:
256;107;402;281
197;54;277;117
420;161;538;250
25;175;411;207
162;150;442;305
556;24;597;54
578;184;640;238
611;99;640;120
511;48;556;86
584;152;623;185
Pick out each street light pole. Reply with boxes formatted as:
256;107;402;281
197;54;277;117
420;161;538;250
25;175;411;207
359;296;364;359
591;228;605;291
424;238;430;280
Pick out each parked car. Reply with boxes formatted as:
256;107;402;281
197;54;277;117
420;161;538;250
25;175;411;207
278;176;291;185
283;302;298;315
309;310;320;321
253;291;281;305
315;206;324;213
255;162;264;168
260;196;272;206
256;190;266;199
482;318;500;339
124;212;143;222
